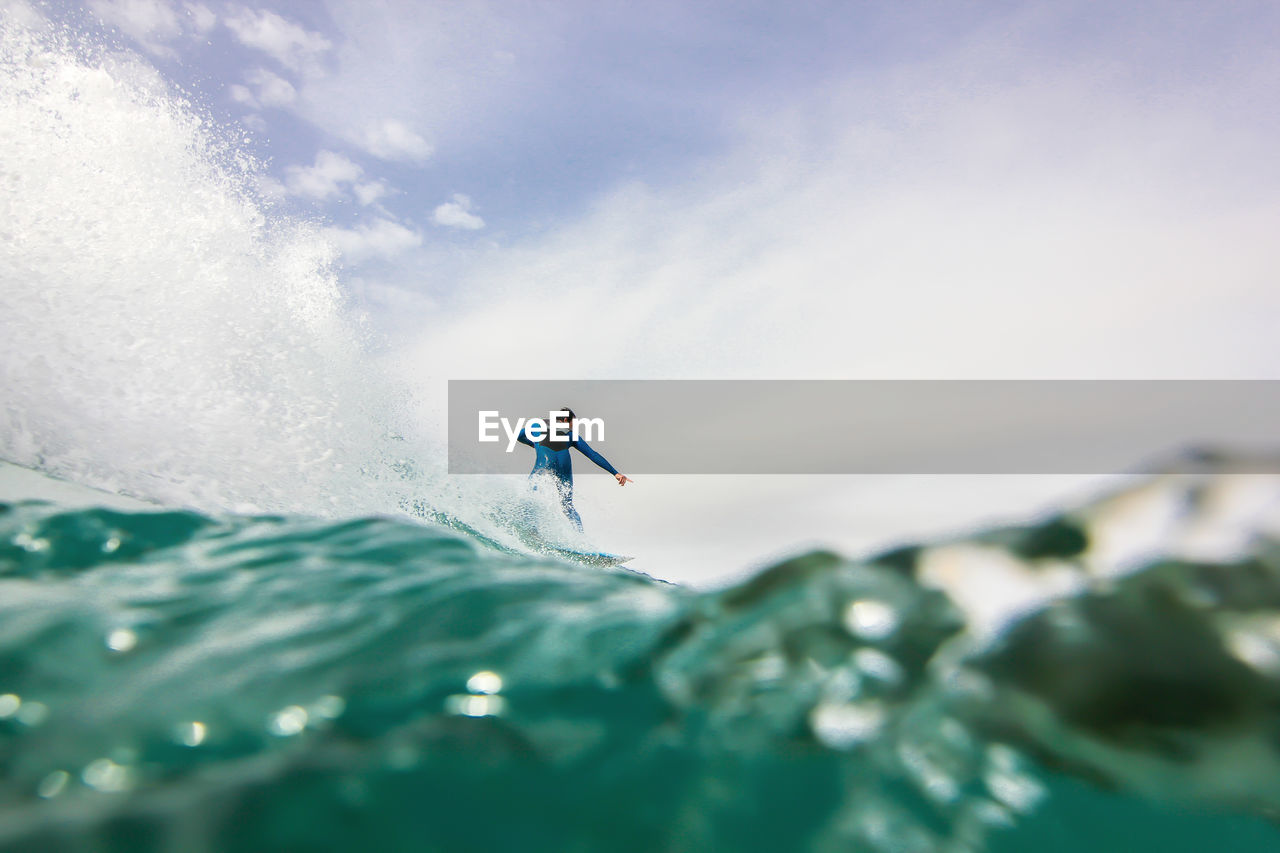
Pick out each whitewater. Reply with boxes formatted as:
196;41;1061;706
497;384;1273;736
4;8;1280;852
0;9;591;557
1;12;408;515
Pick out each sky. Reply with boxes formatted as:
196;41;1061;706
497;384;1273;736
12;0;1280;583
42;0;1280;379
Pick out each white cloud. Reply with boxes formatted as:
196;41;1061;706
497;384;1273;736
252;67;296;106
396;46;1280;384
184;2;215;35
322;218;423;263
224;7;331;73
281;151;400;209
353;181;389;206
240;112;267;133
87;0;217;55
431;194;484;230
228;68;296;110
228;83;255;107
358;119;432;163
286;3;519;166
88;0;182;56
282;150;363;200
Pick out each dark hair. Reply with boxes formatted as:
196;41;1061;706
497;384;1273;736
556;406;576;420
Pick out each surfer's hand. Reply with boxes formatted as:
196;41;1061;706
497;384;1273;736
616;474;632;486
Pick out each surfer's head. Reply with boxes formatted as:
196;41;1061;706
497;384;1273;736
550;407;576;439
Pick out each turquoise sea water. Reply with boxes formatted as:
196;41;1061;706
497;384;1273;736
3;465;1280;852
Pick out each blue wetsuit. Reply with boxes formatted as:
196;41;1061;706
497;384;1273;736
516;427;618;531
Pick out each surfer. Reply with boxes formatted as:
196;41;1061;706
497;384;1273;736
515;407;631;531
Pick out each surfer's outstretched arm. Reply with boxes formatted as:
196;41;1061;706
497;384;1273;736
573;438;632;485
515;428;534;448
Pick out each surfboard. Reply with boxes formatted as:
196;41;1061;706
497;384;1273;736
403;497;633;568
507;520;633;567
538;545;634;568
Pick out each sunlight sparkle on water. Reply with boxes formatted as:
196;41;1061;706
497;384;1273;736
844;599;900;641
466;671;503;694
810;701;886;749
445;694;508;717
269;705;309;736
177;721;206;747
16;700;47;726
82;758;133;792
36;770;70;799
311;694;346;719
106;628;137;652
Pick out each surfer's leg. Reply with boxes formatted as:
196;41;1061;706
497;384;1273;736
560;495;583;532
549;477;580;530
529;470;553;493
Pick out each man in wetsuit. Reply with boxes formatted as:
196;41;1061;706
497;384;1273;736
515;407;631;531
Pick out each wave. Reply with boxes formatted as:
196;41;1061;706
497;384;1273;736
0;8;592;565
1;457;1279;851
0;9;421;518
